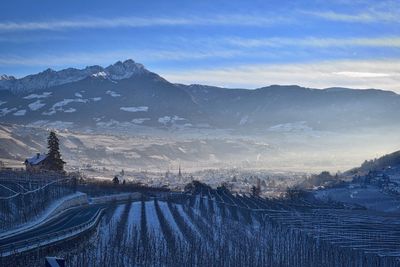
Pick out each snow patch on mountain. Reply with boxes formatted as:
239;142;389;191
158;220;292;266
23;92;52;99
178;147;187;153
158;116;185;125
28;100;46;111
13;109;26;116
106;90;121;97
91;97;102;102
53;99;87;108
120;106;148;112
75;93;83;98
131;118;150;124
0;108;17;117
95;119;146;129
91;71;107;78
27;120;75;129
42;98;87;115
0;101;6;106
42;110;56;116
64;108;76;113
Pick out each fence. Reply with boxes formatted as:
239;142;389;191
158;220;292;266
0;171;77;231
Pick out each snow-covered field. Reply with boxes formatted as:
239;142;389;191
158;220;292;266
315;184;400;212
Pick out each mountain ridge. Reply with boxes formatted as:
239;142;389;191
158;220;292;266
0;59;150;94
2;59;399;96
1;59;400;133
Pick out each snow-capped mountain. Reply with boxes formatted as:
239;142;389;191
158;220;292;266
0;59;148;93
0;59;400;133
0;74;16;81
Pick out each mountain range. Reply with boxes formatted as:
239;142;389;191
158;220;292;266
1;59;400;133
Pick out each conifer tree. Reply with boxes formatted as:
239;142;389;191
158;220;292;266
47;131;65;171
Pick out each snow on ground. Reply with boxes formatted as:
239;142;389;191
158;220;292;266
28;100;46;111
145;201;162;234
75;93;83;98
13;109;26;116
176;205;201;237
106;90;121;97
101;204;125;244
91;97;102;101
158;202;183;240
120;106;148;112
0;101;6;106
23;92;52;99
126;201;141;238
315;184;400;212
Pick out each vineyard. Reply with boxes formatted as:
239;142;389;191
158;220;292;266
7;185;399;267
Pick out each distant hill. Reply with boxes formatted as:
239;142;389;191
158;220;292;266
357;150;400;172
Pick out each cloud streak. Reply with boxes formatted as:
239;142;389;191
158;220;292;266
306;10;399;23
304;1;400;24
227;36;400;48
0;48;251;68
0;15;289;32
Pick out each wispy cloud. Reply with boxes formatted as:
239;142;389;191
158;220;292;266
304;4;400;23
333;71;391;78
227;37;400;48
0;15;289;32
0;48;250;69
306;11;397;23
160;60;400;92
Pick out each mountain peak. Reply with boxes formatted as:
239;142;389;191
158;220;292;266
105;59;148;80
43;68;55;73
0;74;16;81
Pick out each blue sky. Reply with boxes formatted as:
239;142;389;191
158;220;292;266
0;0;399;91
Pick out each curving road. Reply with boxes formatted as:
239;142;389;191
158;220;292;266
0;204;105;256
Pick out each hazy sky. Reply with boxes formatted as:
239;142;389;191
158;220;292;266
1;0;399;91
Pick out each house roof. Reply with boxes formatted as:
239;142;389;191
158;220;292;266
25;154;47;165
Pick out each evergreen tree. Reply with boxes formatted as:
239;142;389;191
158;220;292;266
251;185;260;197
46;131;65;171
